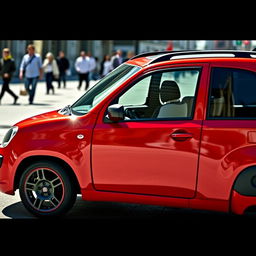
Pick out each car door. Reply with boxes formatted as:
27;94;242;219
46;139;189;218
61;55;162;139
91;64;209;198
198;63;256;200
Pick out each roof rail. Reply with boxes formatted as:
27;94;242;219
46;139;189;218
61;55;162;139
130;50;180;60
131;50;256;64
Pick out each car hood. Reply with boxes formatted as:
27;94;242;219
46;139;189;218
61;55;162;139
14;110;70;128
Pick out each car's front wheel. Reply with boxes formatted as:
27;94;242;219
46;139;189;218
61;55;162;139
19;161;77;218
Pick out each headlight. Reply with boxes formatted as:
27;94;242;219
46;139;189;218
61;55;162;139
0;126;18;148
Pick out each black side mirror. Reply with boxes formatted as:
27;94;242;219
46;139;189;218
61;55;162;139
107;104;125;122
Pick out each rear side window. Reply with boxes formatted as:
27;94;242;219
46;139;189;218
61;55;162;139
208;67;256;119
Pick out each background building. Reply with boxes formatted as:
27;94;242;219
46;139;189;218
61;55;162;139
0;40;253;79
0;40;114;78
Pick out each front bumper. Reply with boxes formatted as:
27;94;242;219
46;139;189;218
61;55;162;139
0;149;15;195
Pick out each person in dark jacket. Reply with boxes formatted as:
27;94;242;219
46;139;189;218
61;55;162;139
111;49;123;70
0;48;18;105
56;51;69;89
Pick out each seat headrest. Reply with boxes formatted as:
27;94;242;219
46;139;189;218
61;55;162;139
160;80;181;103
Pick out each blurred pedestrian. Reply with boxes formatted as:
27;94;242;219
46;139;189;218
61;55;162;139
75;51;91;90
166;40;173;51
19;44;43;104
56;51;69;89
42;52;59;94
111;49;123;69
100;54;112;77
93;56;101;80
87;52;97;81
123;51;135;62
0;48;18;105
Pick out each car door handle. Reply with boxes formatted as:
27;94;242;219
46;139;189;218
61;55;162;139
171;131;193;141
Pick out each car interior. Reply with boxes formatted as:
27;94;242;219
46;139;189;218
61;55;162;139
118;71;197;121
209;68;256;119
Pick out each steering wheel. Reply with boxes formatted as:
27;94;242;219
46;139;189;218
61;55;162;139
125;108;139;119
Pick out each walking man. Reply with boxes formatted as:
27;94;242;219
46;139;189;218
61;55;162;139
19;44;43;104
75;51;91;90
111;49;123;70
0;48;18;105
56;51;69;89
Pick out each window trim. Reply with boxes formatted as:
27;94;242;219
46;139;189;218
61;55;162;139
104;66;202;123
207;67;256;120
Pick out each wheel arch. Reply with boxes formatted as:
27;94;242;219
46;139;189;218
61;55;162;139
230;165;256;214
14;155;81;194
232;165;256;196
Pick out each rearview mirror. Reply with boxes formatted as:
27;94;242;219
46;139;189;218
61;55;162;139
107;104;125;122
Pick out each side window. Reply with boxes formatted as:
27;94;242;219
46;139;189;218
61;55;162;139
208;67;256;119
113;68;201;120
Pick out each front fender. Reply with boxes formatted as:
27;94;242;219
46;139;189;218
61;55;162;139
10;148;91;194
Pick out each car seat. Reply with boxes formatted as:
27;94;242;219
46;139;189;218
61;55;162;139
153;80;187;118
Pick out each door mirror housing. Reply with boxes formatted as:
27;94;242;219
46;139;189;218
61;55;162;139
107;104;125;122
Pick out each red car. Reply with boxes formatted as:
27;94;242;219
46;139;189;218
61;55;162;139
1;50;256;218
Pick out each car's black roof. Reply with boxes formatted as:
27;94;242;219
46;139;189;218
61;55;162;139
130;50;256;65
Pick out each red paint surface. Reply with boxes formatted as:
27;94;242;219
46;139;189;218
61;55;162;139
1;56;256;214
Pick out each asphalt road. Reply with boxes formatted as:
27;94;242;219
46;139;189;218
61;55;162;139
1;188;256;222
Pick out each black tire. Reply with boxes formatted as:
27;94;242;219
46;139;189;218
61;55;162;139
19;160;77;218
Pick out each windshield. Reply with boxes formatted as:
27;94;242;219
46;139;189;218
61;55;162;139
71;64;141;115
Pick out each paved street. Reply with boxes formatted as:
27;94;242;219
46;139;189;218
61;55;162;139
0;79;255;220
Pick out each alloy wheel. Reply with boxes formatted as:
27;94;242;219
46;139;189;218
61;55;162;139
24;167;65;212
